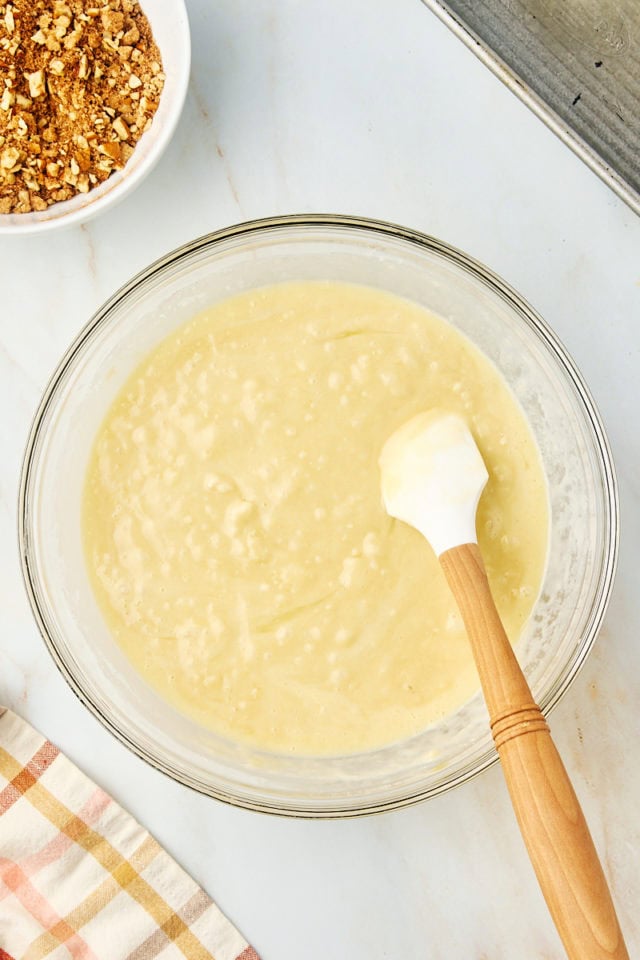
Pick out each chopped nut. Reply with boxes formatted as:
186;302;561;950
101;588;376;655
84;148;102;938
64;24;83;49
128;73;142;89
26;71;46;98
0;88;14;112
99;140;120;160
112;115;129;139
1;146;22;170
4;5;15;33
49;59;65;75
122;24;139;44
54;14;72;39
101;9;124;33
15;190;32;211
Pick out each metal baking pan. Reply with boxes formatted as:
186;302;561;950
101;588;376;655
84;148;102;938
421;0;640;215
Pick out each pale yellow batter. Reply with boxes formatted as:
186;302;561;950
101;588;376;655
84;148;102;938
83;282;549;754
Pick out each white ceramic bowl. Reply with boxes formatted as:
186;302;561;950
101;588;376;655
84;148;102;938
0;0;190;236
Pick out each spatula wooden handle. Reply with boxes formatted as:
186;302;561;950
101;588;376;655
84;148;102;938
440;543;628;960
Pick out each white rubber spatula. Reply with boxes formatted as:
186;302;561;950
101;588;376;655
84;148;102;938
379;410;628;960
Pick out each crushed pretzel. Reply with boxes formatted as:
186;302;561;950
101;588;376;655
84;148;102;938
0;0;164;214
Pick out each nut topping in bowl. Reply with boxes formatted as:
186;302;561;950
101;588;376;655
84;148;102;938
0;0;189;233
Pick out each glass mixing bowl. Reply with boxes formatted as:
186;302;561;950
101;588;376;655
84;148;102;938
19;215;618;817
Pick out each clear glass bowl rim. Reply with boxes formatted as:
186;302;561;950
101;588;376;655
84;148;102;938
18;213;619;817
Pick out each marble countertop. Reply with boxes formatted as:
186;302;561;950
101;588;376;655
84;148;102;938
1;0;639;956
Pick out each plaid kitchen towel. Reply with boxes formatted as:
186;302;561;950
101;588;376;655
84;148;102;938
0;707;260;960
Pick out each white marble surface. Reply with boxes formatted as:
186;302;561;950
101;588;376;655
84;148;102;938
1;0;639;956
